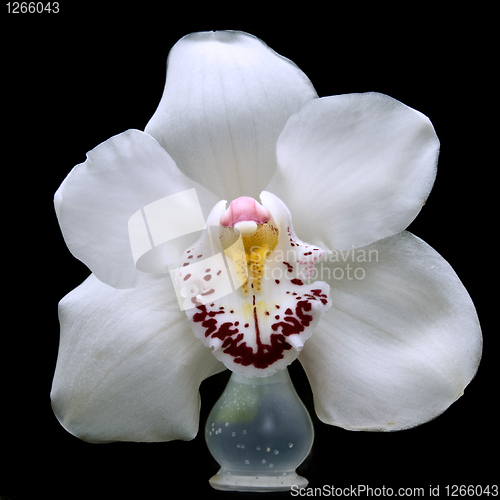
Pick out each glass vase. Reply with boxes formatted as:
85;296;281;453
205;368;314;492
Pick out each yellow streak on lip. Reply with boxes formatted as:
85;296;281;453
220;223;279;295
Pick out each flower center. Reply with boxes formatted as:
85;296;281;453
220;223;279;294
219;196;279;295
220;196;271;227
177;193;332;377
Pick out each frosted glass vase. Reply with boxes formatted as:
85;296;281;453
205;368;314;492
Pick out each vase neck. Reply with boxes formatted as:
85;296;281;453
229;368;290;385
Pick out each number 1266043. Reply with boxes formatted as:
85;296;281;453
445;485;498;497
6;2;59;13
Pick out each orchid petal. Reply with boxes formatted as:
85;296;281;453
145;31;317;201
298;232;482;431
268;93;439;250
51;274;224;443
55;129;218;289
176;192;331;377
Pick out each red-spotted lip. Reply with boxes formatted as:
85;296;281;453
220;196;271;227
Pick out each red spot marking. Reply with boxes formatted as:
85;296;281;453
200;289;215;296
183;263;189;267
271;300;314;337
193;296;292;369
265;311;270;316
275;315;280;320
204;274;212;281
213;322;240;341
222;332;244;349
310;289;329;305
205;269;211;272
217;270;222;276
197;255;203;258
296;300;314;325
253;305;259;336
291;279;303;286
283;262;293;273
188;255;193;259
183;274;191;281
193;306;225;337
275;279;280;284
196;286;327;370
304;252;312;256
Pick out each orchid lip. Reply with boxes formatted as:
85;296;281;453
178;193;332;377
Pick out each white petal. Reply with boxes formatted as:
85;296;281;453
298;232;482;431
55;129;218;289
51;274;224;443
145;31;317;201
176;193;331;377
267;93;439;250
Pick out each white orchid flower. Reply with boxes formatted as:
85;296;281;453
52;31;482;443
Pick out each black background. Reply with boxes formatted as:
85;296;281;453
2;5;495;500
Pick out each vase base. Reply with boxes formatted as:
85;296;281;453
209;469;308;492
